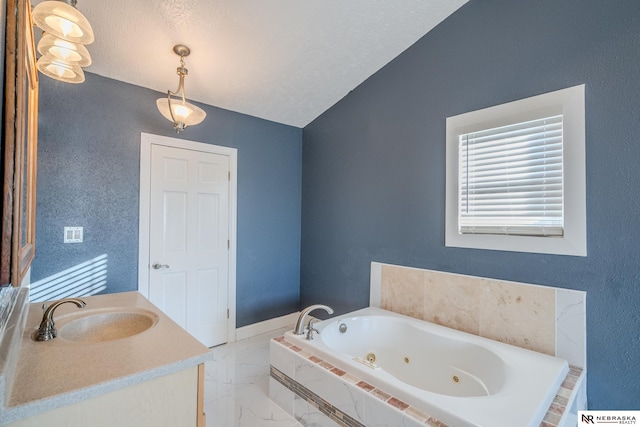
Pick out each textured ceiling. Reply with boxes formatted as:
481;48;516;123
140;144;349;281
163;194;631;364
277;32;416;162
34;0;468;128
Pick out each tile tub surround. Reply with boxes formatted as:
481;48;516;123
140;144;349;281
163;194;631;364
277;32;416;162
0;291;212;425
370;262;587;368
270;336;585;427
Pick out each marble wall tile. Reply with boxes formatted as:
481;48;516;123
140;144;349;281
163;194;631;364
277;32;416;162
480;280;555;355
293;393;341;427
269;377;295;416
294;348;316;377
295;359;365;423
380;264;425;320
373;262;586;365
423;270;483;335
556;289;587;367
363;392;424;427
370;262;382;307
271;339;296;378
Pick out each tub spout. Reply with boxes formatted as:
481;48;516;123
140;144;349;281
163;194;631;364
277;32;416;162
294;304;333;335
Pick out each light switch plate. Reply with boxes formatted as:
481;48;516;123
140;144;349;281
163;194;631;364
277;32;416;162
64;227;83;243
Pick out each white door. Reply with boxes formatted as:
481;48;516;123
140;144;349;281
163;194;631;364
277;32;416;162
148;144;230;347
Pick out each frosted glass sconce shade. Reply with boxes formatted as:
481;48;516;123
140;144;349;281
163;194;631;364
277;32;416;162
36;54;85;83
32;0;94;45
37;33;91;66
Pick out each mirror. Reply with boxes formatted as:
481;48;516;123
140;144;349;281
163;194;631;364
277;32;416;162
1;0;38;286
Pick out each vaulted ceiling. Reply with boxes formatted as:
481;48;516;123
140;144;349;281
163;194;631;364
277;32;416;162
34;0;468;127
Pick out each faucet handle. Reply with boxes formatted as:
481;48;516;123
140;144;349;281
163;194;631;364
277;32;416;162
306;319;320;340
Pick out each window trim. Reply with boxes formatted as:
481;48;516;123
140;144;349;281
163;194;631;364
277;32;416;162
445;84;586;256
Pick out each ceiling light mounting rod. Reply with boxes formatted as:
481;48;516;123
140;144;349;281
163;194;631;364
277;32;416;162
156;44;206;133
167;45;190;129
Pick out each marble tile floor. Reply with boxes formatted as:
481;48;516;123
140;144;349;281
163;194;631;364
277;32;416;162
204;326;304;427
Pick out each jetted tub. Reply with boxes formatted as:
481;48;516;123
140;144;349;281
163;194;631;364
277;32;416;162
285;307;568;427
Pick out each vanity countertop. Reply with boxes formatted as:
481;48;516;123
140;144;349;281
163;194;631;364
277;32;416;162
0;291;212;425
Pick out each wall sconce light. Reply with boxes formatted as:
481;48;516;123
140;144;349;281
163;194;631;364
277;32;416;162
156;45;206;133
32;0;94;84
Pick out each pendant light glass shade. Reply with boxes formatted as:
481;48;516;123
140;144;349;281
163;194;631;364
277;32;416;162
37;33;91;66
32;1;94;45
156;97;206;132
37;54;85;83
156;45;206;132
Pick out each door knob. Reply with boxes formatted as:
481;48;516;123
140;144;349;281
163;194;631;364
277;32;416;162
152;262;170;270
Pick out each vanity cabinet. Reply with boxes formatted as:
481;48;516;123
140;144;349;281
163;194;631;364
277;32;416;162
8;365;205;427
0;292;211;427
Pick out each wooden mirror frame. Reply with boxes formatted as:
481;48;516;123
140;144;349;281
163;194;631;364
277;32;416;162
1;0;38;286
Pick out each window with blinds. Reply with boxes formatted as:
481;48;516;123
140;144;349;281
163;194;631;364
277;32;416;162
445;84;586;256
458;115;564;237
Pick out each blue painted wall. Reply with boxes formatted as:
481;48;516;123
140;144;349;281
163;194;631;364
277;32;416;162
301;0;640;409
34;72;302;327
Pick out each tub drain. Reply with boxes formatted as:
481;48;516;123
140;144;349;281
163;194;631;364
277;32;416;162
452;375;460;383
366;353;376;363
403;356;410;364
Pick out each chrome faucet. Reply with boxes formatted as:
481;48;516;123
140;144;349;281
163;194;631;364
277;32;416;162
293;304;333;335
34;298;86;341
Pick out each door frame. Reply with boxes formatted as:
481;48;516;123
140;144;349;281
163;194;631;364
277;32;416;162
138;132;238;342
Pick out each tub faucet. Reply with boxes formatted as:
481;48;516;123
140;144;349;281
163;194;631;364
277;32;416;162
294;304;333;335
34;298;86;341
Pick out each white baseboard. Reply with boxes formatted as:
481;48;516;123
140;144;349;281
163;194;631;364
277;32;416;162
234;311;300;341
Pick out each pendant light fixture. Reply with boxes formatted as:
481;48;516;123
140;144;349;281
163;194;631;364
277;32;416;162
32;0;94;44
37;33;92;67
156;45;206;133
36;55;85;83
32;0;94;84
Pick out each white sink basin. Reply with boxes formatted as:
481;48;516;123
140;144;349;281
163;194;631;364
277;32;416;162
56;308;159;343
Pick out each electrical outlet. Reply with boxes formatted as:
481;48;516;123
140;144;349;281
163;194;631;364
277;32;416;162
64;227;83;243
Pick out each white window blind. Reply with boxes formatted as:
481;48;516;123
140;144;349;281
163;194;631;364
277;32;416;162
458;115;564;237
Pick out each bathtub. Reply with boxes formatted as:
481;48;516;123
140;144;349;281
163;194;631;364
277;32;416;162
284;307;568;427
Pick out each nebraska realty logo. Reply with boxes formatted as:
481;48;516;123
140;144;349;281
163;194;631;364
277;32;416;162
579;411;640;425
